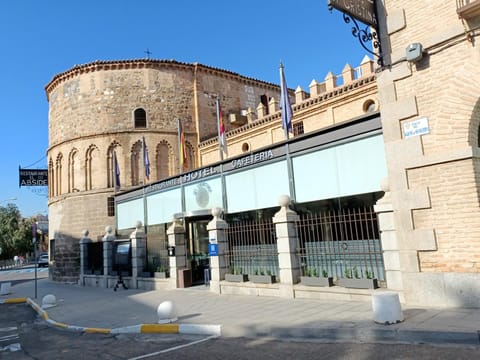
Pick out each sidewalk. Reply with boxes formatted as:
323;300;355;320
1;277;479;346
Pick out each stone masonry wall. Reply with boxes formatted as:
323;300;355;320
376;0;480;305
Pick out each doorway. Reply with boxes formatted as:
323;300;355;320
185;216;212;285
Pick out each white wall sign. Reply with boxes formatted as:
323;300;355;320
403;117;429;138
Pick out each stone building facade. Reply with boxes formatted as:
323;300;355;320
46;57;377;282
374;0;480;306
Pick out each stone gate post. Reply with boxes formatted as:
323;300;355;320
166;218;187;289
207;207;228;294
130;220;146;289
273;194;300;298
79;229;91;286
102;226;115;288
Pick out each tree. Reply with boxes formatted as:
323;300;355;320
0;204;34;260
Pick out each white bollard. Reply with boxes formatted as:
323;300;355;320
41;294;57;309
0;282;11;295
372;291;404;325
157;300;178;324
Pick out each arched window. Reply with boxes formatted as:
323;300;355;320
48;159;54;198
55;153;63;196
85;145;99;190
156;141;173;180
134;108;147;128
131;141;142;185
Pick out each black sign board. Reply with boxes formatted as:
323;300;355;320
328;0;378;28
19;168;48;187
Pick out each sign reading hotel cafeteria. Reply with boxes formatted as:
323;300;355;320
19;168;48;187
328;0;378;28
402;117;430;139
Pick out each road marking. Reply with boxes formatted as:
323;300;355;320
0;327;17;332
127;335;219;360
0;334;19;342
0;327;21;352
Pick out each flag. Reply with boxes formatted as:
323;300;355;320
113;150;120;191
178;119;187;171
142;136;150;180
279;62;293;137
216;97;228;158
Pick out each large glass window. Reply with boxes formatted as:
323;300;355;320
293;134;387;203
117;198;144;230
225;160;290;213
146;188;182;225
184;177;223;213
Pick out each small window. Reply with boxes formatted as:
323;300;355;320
107;196;115;216
293;121;304;136
242;142;250;152
134;108;147;128
363;100;376;113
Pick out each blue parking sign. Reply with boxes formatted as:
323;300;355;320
208;243;218;256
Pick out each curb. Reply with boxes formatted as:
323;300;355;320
221;324;480;346
1;297;221;336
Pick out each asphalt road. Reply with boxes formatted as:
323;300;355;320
1;303;480;360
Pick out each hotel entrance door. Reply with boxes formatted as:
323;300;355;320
185;216;211;285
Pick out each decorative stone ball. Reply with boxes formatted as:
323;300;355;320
157;301;178;324
211;207;222;218
278;194;291;207
41;294;57;309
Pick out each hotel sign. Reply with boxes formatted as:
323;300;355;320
328;0;378;28
19;168;48;187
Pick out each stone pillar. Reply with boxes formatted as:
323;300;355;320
374;178;405;302
273;194;300;299
166;218;186;289
207;207;228;294
79;230;91;286
130;220;146;289
102;225;115;288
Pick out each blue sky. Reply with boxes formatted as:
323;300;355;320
0;0;370;218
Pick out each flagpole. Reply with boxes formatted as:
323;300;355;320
279;62;296;201
113;149;117;194
142;138;146;185
178;119;186;214
216;96;224;162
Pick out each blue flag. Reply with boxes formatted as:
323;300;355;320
113;150;120;191
143;137;151;180
279;62;293;137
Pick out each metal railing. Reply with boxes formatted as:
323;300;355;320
225;218;278;277
296;207;385;283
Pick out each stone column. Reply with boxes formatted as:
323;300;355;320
130;220;146;289
166;218;186;289
374;178;404;301
207;207;228;294
102;226;115;288
79;229;91;286
273;194;300;299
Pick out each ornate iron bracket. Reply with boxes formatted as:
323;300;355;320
342;12;384;67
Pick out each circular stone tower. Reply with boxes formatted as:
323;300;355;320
45;59;280;282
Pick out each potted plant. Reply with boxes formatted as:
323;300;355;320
225;267;248;282
301;268;334;287
154;265;169;279
250;269;276;284
338;267;378;289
